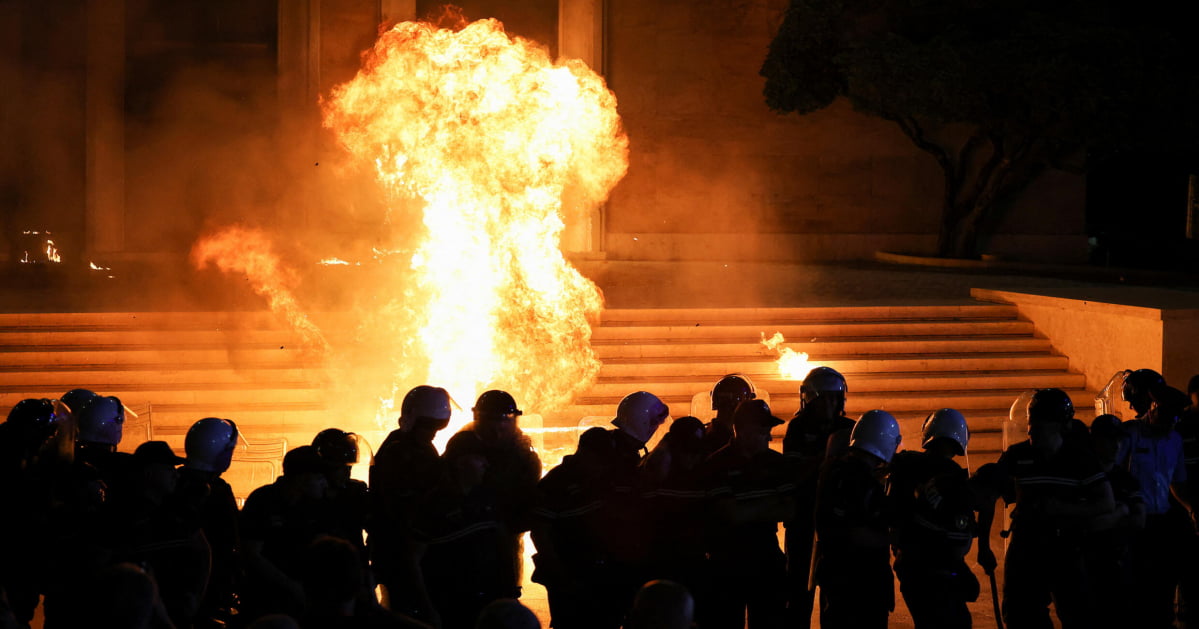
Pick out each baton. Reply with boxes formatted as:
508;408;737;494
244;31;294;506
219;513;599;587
988;570;1004;629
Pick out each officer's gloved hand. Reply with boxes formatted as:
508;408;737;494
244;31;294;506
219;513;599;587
976;546;998;575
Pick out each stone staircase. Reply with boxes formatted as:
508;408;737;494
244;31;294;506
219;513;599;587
574;304;1094;464
0;303;1093;473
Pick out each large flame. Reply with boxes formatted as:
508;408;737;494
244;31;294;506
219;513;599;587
192;225;331;354
321;16;626;445
187;16;624;452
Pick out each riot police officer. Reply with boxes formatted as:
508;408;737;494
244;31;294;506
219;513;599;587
974;389;1114;629
888;409;977;629
813;410;901;629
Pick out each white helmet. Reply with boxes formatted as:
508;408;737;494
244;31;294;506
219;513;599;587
849;409;902;463
800;366;847;405
922;408;969;455
613;391;670;444
76;395;125;446
399;385;453;432
185;418;239;473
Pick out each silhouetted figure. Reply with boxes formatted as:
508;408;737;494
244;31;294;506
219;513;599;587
814;410;901;629
0;398;64;625
116;441;210;629
974;389;1113;629
641;416;712;621
370;385;453;624
73;395;133;498
240;446;331;622
419;436;514;629
699;399;793;629
82;562;175;629
532;395;667;629
887;409;977;629
296;535;425;629
1119;385;1193;629
698;374;757;459
475;599;540;629
782;367;852;629
313;428;371;560
441;391;542;598
176;418;242;629
626;580;694;629
1085;414;1145;629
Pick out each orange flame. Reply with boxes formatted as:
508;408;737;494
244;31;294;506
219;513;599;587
192;225;330;354
322;17;627;444
761;332;814;381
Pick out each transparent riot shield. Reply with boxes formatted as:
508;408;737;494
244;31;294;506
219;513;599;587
1095;369;1134;420
348;432;375;483
1005;390;1035;452
689;388;773;422
689;392;715;422
1000;390;1037;553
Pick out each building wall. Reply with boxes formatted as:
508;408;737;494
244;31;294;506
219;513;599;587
0;0;1088;266
603;0;1087;263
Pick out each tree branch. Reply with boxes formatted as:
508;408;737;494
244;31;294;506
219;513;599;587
892;115;960;216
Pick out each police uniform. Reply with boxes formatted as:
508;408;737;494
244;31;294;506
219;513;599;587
1084;462;1142;629
532;429;642;629
700;443;793;629
988;439;1107;629
888;451;976;629
1118;419;1191;629
370;428;444;619
176;467;242;627
782;407;854;629
813;453;892;629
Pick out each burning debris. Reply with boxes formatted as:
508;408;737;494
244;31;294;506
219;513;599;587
760;332;815;381
18;230;61;265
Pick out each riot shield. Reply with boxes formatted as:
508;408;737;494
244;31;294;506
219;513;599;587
1095;369;1134;420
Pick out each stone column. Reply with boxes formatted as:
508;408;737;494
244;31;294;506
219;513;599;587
84;0;125;255
559;0;604;73
380;0;416;23
559;0;605;254
279;0;322;109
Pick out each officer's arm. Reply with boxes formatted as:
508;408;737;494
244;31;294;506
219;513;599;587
825;428;851;460
1048;477;1115;519
723;492;795;525
970;462;1006;575
242;538;304;606
1171;479;1193;509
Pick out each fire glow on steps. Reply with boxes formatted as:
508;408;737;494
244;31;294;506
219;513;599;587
191;13;628;453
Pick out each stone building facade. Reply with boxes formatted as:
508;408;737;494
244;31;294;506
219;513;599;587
0;0;1086;270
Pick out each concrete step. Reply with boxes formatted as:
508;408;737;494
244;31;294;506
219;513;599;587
590;320;1035;341
0;368;320;387
0;386;326;409
0;329;302;346
567;388;1091;416
0;349;310;367
599;304;1020;324
598;354;1069;378
593;336;1052;358
589;371;1086;397
0;311;293;330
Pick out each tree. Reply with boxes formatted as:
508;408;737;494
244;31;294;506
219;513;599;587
761;0;1199;258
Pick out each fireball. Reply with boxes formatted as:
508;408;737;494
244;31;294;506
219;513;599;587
323;17;627;444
